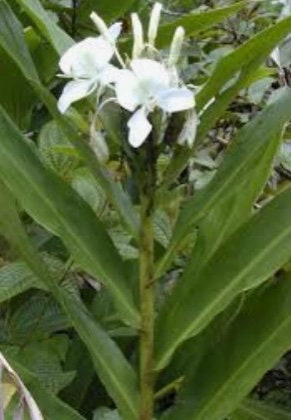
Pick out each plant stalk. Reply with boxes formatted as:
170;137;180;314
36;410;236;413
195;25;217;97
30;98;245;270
138;137;156;420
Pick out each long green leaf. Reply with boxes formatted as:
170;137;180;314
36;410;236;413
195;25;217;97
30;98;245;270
164;278;291;420
155;184;291;369
156;65;291;279
0;0;39;79
14;0;73;55
155;88;291;328
0;182;139;419
233;399;291;420
0;106;139;327
156;1;246;48
79;0;136;22
161;14;291;191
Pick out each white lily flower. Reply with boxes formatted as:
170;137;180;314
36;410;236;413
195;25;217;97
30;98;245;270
58;23;122;113
115;58;195;147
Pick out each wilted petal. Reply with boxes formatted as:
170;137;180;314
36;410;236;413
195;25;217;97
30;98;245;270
131;59;170;92
115;69;143;111
157;87;194;113
59;37;114;78
128;108;152;147
58;79;96;113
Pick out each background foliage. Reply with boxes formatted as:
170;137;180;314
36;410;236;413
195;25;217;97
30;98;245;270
1;0;291;419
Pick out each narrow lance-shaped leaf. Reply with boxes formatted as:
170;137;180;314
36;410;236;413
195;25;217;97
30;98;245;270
155;185;291;369
0;182;139;420
161;14;291;190
232;398;291;420
156;1;246;48
14;0;73;55
0;105;139;327
164;276;291;420
157;49;291;276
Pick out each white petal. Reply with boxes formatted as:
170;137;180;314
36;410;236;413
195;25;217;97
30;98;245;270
157;87;195;113
115;69;144;111
128;108;152;147
108;22;123;40
58;79;96;113
99;64;121;85
130;59;170;92
59;37;114;78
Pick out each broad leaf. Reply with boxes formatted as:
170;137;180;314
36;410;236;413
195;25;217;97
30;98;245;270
156;2;246;48
156;85;291;278
161;14;291;190
232;399;291;420
164;277;291;419
0;107;139;327
156;88;291;322
155;184;291;369
14;0;73;55
0;182;140;419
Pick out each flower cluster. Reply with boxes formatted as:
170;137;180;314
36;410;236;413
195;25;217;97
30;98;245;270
57;3;196;148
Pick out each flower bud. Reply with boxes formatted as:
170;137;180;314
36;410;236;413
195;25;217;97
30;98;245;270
148;2;162;48
90;12;113;44
169;26;185;67
132;13;144;58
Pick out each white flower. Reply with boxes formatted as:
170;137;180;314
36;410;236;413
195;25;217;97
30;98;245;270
115;58;195;147
58;23;122;113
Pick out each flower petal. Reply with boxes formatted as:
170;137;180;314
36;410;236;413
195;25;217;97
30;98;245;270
157;87;195;113
98;64;121;85
59;37;114;78
58;79;96;113
115;69;144;111
128;108;152;147
130;59;170;92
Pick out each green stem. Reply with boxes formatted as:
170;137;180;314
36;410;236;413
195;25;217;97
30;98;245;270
138;132;157;419
139;191;155;420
